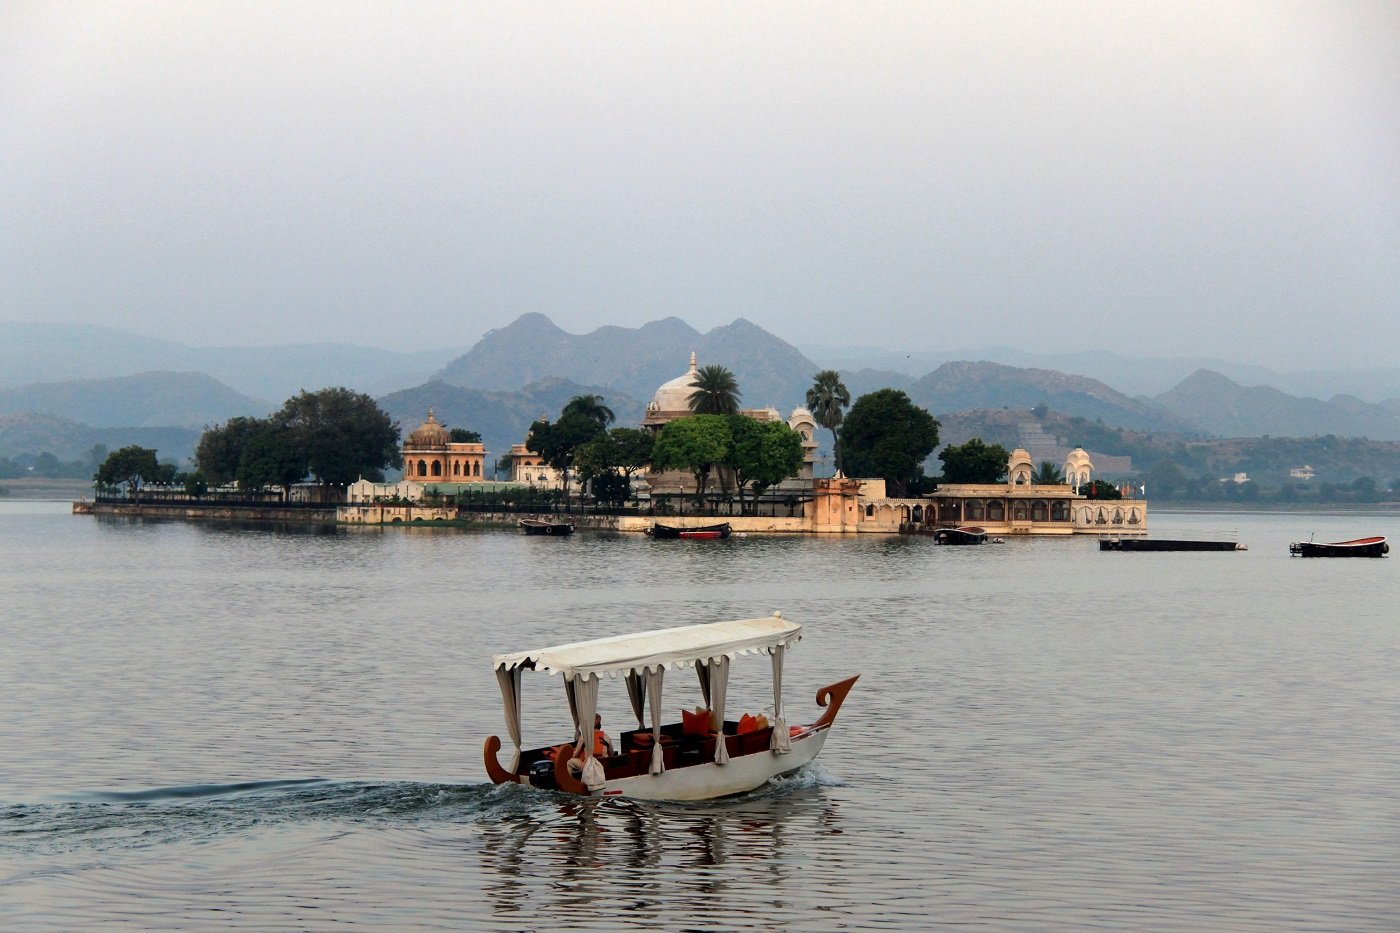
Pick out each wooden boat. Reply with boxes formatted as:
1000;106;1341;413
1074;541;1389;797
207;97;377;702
1101;537;1244;552
647;521;731;540
933;526;988;545
1289;536;1388;558
484;612;858;801
518;518;575;536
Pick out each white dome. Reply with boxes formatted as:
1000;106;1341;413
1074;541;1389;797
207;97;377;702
650;352;700;412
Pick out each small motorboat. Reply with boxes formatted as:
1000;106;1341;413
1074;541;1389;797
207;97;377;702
933;526;988;545
518;518;575;536
484;612;858;801
1289;536;1388;558
647;522;731;540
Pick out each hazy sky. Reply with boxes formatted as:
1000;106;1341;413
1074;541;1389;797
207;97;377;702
3;2;1398;369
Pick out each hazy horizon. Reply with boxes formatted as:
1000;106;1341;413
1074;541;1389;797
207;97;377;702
4;3;1397;370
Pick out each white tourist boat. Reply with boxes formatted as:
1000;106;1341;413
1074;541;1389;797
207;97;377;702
483;612;858;801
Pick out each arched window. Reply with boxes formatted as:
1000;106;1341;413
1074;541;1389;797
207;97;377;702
1128;509;1141;525
987;500;1005;522
966;500;984;521
912;504;924;523
453;462;460;476
431;461;442;477
1013;504;1028;521
865;504;874;517
1031;500;1048;522
417;459;428;477
1112;508;1123;525
474;461;481;477
1051;501;1070;522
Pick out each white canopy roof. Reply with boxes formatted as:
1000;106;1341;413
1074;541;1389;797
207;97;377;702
493;613;802;681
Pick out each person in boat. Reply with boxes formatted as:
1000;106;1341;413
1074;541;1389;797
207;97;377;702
546;713;613;761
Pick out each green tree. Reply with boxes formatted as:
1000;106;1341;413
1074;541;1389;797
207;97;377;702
184;471;209;498
1082;479;1122;500
562;394;616;430
805;369;851;475
839;390;939;497
273;388;401;489
726;416;804;513
938;438;1009;484
1031;461;1065;484
236;426;308;499
652;415;732;506
527;411;606;501
688;366;742;415
196;416;271;486
95;446;162;500
448;428;482;443
574;427;654;493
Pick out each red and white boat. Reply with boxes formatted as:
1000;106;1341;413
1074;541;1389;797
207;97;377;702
483;613;858;801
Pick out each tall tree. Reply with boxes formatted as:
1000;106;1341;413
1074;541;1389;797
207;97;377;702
839;389;939;497
938;438;1009;484
805;369;851;475
273;387;401;488
1032;461;1065;484
651;415;732;505
688;366;742;415
95;445;162;500
562;394;616;430
196;416;269;486
236;426;308;500
726;416;804;514
448;428;482;443
527;411;606;501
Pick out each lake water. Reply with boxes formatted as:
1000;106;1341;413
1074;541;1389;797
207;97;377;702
3;502;1399;930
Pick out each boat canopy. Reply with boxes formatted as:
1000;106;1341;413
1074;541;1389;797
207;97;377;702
493;613;802;681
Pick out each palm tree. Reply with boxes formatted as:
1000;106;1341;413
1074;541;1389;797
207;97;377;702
1032;461;1065;485
562;394;615;430
805;369;850;475
688;366;741;415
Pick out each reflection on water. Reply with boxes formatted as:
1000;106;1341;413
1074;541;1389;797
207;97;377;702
4;503;1400;929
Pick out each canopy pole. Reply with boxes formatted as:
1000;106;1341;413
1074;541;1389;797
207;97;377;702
646;667;665;775
709;656;730;765
770;645;790;753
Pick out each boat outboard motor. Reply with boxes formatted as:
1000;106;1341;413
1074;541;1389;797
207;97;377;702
528;759;556;789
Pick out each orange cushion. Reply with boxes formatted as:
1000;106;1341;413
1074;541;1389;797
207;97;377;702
737;713;758;735
682;707;711;737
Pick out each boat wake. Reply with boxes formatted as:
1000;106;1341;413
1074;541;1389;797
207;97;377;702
3;766;840;856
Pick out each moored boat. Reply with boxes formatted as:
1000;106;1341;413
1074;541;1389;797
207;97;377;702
483;612;858;801
518;518;575;536
933;526;988;545
1289;536;1388;558
1101;537;1244;552
647;521;731;540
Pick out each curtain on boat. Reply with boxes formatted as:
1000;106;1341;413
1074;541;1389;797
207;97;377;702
707;656;730;765
625;670;646;730
695;660;711;707
495;664;524;772
646;668;665;775
570;673;607;791
564;678;580;743
770;645;790;753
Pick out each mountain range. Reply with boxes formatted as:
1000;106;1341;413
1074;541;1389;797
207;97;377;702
3;315;1400;469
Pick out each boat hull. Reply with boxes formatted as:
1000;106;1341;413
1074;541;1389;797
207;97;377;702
649;522;731;540
1289;537;1388;558
933;526;987;545
519;519;575;536
1101;538;1242;552
594;727;830;800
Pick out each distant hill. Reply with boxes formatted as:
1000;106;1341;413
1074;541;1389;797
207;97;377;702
0;412;200;465
0;321;463;401
378;377;647;468
434;314;820;412
1154;370;1400;441
0;371;269;429
905;361;1195;434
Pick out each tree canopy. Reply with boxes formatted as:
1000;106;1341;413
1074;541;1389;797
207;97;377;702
448;427;482;443
273;387;401;487
651;414;732;503
838;389;939;497
805;369;851;475
1032;461;1065;484
726;416;804;512
235;425;308;498
527;410;607;499
938;438;1009;484
688;365;742;415
562;394;616;430
195;416;268;486
95;445;163;498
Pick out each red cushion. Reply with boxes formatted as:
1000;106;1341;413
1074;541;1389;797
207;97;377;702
682;708;711;737
737;713;758;735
